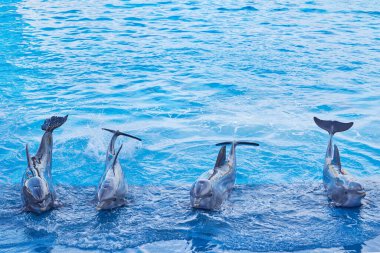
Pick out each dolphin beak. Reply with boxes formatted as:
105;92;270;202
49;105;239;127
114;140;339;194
193;198;201;208
39;204;48;212
357;190;366;197
98;189;109;203
96;201;106;210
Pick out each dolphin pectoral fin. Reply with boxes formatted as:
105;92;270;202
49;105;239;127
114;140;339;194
313;117;353;135
214;146;226;168
41;115;68;132
25;145;40;177
53;199;63;208
20;206;27;214
102;128;142;141
332;144;342;170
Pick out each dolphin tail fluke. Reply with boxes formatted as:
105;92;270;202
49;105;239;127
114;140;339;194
215;141;259;147
41;115;68;132
235;141;260;146
216;141;259;157
102;128;142;141
313;117;353;136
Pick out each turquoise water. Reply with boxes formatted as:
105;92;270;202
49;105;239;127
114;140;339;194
1;0;380;251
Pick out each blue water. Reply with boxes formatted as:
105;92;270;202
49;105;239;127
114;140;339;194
1;0;380;252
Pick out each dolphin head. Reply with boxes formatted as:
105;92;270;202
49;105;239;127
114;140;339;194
331;181;365;207
342;182;366;207
190;179;216;210
97;178;118;210
22;176;52;213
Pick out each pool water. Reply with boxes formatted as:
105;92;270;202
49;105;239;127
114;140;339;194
1;0;380;252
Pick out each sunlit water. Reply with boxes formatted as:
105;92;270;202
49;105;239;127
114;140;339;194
0;0;380;252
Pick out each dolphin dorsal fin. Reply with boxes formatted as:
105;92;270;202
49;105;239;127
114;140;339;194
111;144;123;173
26;144;39;177
214;146;226;168
332;144;342;169
26;144;32;168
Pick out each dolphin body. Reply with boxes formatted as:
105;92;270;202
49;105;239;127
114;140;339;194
96;128;141;210
22;115;68;213
314;117;366;207
190;141;259;210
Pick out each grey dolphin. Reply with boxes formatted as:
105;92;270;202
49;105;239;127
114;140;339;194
96;128;141;210
22;115;68;213
190;141;259;210
314;117;366;207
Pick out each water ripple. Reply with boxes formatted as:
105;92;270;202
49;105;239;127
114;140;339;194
0;0;379;251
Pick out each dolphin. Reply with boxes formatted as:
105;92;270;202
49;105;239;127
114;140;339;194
314;117;365;207
190;141;259;210
96;128;142;210
21;115;68;213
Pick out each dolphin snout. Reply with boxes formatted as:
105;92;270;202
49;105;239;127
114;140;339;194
341;183;366;207
98;188;110;202
354;189;366;198
190;180;215;210
193;198;201;207
30;186;44;201
96;201;106;210
98;181;116;202
348;182;366;197
193;179;212;198
24;177;49;202
349;182;363;191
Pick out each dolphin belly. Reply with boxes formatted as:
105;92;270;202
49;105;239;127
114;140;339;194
97;197;127;210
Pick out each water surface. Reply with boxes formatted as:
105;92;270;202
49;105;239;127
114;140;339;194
0;0;379;252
